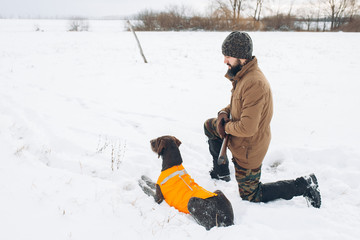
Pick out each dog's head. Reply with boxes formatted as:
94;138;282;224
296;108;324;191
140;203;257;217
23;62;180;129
150;135;182;158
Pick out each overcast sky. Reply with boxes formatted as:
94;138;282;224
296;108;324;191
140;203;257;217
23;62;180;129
0;0;211;18
0;0;308;18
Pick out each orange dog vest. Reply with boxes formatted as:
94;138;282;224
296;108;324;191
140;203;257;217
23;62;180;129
157;164;217;214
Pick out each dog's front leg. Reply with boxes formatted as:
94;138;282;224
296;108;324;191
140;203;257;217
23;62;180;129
154;184;164;204
139;177;164;204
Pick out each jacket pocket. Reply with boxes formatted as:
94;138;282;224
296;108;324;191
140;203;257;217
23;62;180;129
230;142;250;164
229;136;252;164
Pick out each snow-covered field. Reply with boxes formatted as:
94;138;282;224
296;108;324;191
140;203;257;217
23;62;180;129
1;19;360;239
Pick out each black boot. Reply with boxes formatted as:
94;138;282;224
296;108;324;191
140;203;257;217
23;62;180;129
303;174;321;208
208;138;230;182
261;174;321;208
261;178;307;202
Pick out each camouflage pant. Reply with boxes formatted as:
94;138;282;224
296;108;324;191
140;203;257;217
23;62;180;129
204;118;221;140
233;161;262;202
204;118;263;202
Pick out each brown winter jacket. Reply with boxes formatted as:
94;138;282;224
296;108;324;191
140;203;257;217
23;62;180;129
221;57;273;170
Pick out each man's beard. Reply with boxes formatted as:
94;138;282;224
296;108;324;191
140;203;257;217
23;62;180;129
227;59;243;78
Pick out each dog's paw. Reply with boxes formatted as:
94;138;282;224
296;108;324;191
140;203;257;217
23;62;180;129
138;179;155;197
141;175;156;190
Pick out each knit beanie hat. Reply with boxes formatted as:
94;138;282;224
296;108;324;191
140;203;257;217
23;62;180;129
222;31;253;59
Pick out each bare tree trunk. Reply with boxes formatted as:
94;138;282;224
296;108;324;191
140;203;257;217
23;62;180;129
288;0;295;16
254;1;259;20
347;0;359;22
229;0;243;24
237;1;242;20
254;0;263;21
258;0;263;21
229;0;237;25
127;20;148;63
331;3;335;30
316;1;321;31
326;0;350;31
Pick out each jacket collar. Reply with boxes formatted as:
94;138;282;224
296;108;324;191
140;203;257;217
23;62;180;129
225;56;258;84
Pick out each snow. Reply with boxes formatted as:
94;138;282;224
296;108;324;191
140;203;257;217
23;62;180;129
1;19;360;239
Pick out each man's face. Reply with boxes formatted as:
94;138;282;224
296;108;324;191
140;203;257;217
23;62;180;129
224;56;247;68
224;56;239;69
224;56;246;77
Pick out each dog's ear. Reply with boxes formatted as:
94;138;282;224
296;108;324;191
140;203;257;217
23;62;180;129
156;138;166;158
172;136;182;147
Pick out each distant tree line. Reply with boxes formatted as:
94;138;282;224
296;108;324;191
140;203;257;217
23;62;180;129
129;0;360;32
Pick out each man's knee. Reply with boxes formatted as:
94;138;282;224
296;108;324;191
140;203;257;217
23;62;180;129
234;164;262;202
204;118;219;139
238;186;262;202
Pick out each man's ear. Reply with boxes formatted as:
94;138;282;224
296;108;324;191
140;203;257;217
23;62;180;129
157;139;166;158
172;136;182;147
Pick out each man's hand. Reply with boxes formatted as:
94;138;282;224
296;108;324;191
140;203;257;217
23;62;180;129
217;112;230;139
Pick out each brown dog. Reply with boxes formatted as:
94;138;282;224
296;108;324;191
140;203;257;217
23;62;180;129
139;135;234;230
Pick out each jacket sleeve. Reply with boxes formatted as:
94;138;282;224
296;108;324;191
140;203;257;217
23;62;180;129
225;81;265;137
218;105;230;116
